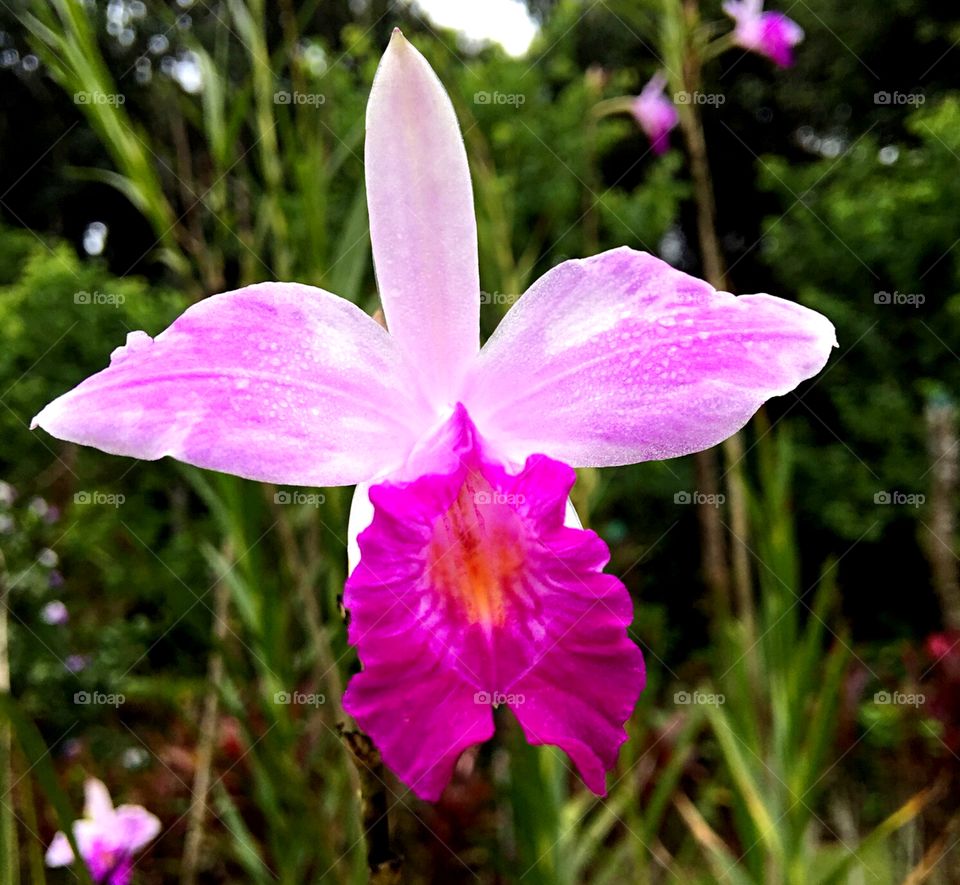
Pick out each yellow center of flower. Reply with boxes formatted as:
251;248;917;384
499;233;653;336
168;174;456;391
427;476;525;628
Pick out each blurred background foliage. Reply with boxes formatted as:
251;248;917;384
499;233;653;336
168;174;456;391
1;0;959;882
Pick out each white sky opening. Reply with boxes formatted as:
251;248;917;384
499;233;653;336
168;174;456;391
407;0;539;57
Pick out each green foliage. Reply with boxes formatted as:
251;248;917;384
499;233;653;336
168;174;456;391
760;98;960;546
0;226;184;479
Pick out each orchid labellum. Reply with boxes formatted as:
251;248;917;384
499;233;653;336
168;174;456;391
34;31;835;800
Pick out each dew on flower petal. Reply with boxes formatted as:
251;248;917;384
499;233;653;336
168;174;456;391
111;331;154;362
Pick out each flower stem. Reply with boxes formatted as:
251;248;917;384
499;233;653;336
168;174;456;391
694;448;731;622
924;395;960;628
0;549;19;885
180;543;232;885
590;96;637;119
19;761;45;885
339;727;402;884
671;0;756;648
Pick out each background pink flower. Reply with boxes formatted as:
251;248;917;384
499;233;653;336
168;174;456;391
632;73;679;155
45;778;160;885
723;0;805;67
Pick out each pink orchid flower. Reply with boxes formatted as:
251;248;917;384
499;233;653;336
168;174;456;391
45;778;160;884
723;0;804;68
33;31;835;800
632;73;679;155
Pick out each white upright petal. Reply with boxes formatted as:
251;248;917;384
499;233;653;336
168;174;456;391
365;30;480;405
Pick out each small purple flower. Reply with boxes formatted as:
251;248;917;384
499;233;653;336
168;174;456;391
631;74;679;155
41;600;69;625
65;654;89;673
62;738;84;760
46;779;160;885
33;31;835;800
723;0;804;68
49;569;65;588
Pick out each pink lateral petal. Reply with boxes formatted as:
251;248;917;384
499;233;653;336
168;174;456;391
365;30;480;403
45;831;74;867
343;405;643;799
33;282;434;486
113;805;161;853
462;247;836;468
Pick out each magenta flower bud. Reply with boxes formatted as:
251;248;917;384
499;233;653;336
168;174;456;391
723;0;804;68
631;74;679;155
